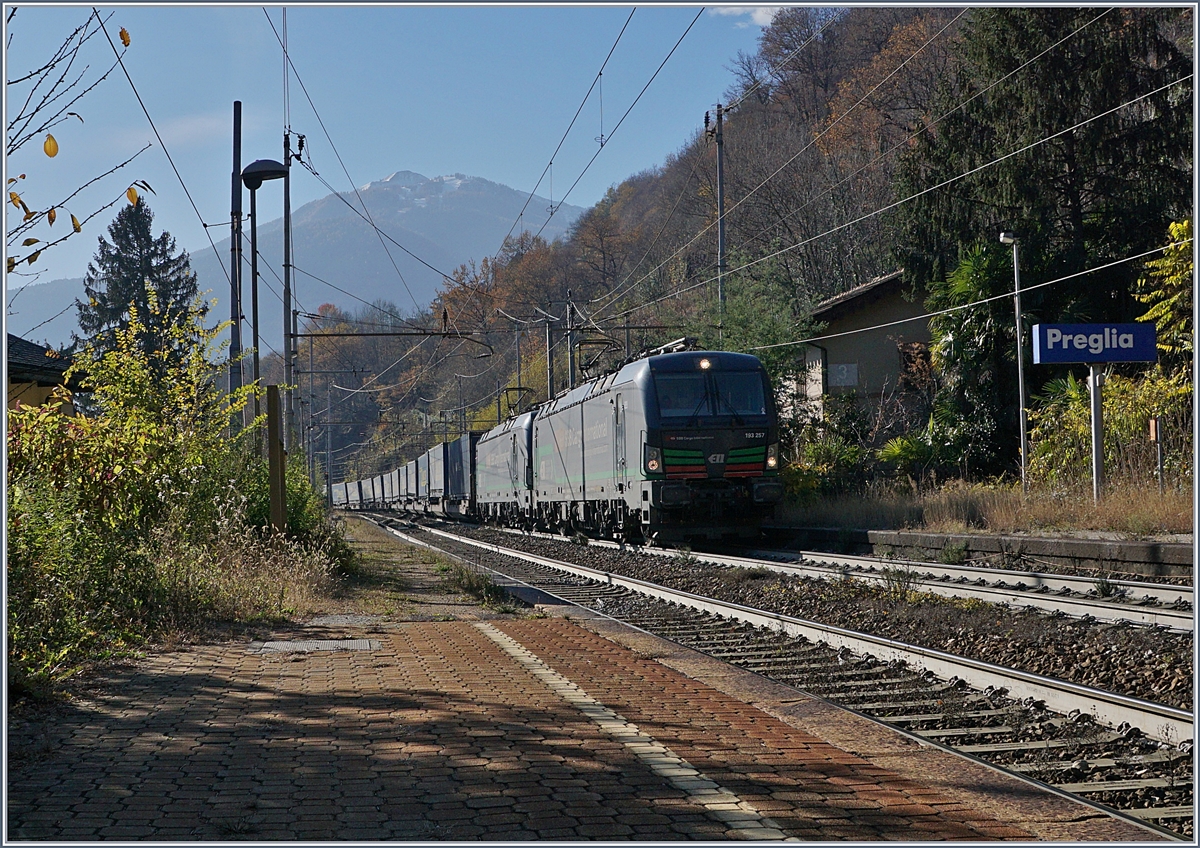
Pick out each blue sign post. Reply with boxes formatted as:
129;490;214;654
1031;322;1157;503
1032;322;1157;364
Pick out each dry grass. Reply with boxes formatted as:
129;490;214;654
154;519;339;630
782;481;1193;539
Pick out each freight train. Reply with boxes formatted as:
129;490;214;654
333;346;784;541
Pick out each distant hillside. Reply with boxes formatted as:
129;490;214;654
6;276;85;351
7;172;584;353
190;171;584;349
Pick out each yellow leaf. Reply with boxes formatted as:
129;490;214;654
6;257;15;273
47;207;56;226
71;214;82;233
119;27;130;47
8;192;19;208
126;186;138;205
23;209;34;222
43;134;58;158
21;238;38;246
26;250;40;265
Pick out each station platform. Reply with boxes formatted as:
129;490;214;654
7;606;1162;841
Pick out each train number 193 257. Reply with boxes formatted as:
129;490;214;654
743;431;766;440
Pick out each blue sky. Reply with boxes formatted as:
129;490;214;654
5;4;782;293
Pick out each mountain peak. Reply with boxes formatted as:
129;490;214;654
359;170;429;191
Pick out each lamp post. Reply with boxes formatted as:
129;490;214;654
240;159;288;425
999;231;1027;493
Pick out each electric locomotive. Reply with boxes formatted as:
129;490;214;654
532;348;782;541
335;347;783;542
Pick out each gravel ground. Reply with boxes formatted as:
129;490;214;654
454;525;1194;713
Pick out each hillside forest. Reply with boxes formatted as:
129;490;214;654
270;7;1192;495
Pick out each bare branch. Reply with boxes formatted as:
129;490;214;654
6;143;151;246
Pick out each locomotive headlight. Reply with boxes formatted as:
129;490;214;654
766;443;779;470
645;445;662;473
698;357;712;370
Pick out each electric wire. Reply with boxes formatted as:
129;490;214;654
609;73;1193;321
262;8;426;317
749;238;1194;352
593;7;969;322
588;7;847;314
93;10;230;287
532;8;705;242
499;8;636;251
725;8;844;112
689;8;1116;301
709;73;1194;292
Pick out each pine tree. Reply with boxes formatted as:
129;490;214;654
75;198;204;379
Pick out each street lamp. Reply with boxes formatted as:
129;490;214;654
241;159;288;423
999;231;1027;493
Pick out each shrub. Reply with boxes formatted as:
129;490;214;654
1028;366;1192;491
7;293;351;697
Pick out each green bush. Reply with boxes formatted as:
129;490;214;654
7;293;351;697
1028;366;1192;490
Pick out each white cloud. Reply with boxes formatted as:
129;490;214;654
710;7;783;28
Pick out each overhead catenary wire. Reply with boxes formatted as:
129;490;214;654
262;8;426;318
593;7;969;322
325;6;700;446
499;7;637;253
748;238;1193;353
533;8;705;243
93;10;230;287
609;73;1194;321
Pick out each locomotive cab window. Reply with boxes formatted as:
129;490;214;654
655;371;767;419
713;372;766;416
655;374;710;417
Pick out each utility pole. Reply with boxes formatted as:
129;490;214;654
711;104;727;342
267;385;287;532
457;375;465;435
534;303;563;399
325;381;332;507
1000;231;1027;493
229;101;243;425
567;289;577;389
282;130;294;450
307;334;315;487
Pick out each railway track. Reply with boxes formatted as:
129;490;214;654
489;526;1193;631
371;516;1193;838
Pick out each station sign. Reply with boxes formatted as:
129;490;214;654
1032;322;1157;364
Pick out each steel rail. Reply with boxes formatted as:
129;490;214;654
744;547;1194;605
484;526;1192;630
421;524;1193;745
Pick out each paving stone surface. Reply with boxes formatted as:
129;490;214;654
6;518;1165;841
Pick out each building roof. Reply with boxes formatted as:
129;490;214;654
7;333;83;389
811;270;906;324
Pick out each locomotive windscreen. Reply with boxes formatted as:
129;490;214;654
713;372;767;416
654;371;767;418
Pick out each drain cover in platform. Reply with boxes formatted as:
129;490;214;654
247;639;381;654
